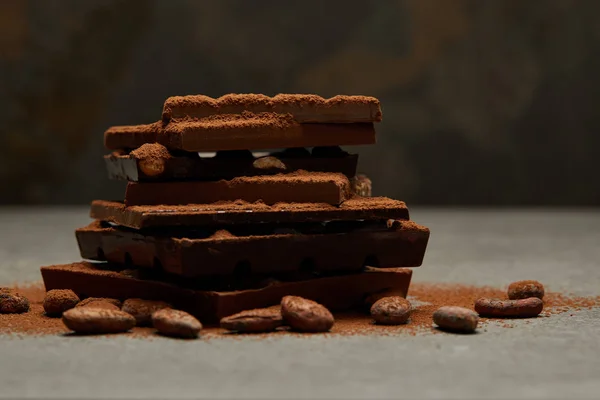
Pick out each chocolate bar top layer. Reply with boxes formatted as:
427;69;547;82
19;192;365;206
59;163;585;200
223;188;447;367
41;262;412;322
162;94;382;123
103;115;376;151
90;197;410;229
105;144;359;181
76;219;430;277
124;171;352;207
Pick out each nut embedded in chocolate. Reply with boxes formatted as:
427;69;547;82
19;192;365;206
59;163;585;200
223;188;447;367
220;306;283;333
43;289;80;317
62;307;136;334
0;289;30;314
351;174;372;197
152;309;202;339
122;298;171;326
370;296;411;325
252;156;286;170
507;280;545;300
281;296;334;333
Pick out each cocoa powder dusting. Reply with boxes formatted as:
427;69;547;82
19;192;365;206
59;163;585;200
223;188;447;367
2;281;598;338
130;143;171;160
168;112;296;132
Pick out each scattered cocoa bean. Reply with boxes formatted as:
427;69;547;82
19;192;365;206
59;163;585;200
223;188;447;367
281;296;334;333
152;309;202;339
122;298;171;326
475;297;543;318
62;308;136;334
220;306;283;333
432;306;479;333
507;280;545;300
370;296;411;325
43;289;80;317
0;289;30;314
77;297;122;309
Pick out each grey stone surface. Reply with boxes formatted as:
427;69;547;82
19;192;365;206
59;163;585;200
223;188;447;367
0;207;599;399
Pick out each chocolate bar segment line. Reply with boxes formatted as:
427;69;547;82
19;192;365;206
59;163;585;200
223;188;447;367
89;197;410;229
162;94;383;123
76;220;430;277
124;172;352;207
40;262;411;322
103;118;376;152
104;151;359;181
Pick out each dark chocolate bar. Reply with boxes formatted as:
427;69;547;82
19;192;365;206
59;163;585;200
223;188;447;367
89;197;410;229
76;220;430;277
40;262;412;322
103;116;376;152
104;145;358;181
162;94;383;123
124;171;352;206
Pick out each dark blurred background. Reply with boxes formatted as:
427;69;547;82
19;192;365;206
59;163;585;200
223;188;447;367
1;0;599;206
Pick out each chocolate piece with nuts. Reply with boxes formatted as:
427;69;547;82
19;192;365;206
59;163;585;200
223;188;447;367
89;197;410;229
105;145;358;182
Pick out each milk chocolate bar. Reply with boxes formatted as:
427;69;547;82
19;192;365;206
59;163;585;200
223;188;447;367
161;94;383;123
124;171;352;206
105;145;358;181
90;197;410;229
103;116;376;151
76;220;430;277
41;262;412;322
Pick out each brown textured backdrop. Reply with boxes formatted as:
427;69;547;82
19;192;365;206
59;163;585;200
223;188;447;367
1;0;599;205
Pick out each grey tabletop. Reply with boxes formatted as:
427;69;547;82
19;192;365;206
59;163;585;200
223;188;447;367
1;207;599;399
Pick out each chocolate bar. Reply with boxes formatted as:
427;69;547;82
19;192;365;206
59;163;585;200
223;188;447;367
161;94;383;123
76;220;430;277
40;262;412;322
105;145;359;181
124;171;352;206
89;197;410;229
103;115;376;151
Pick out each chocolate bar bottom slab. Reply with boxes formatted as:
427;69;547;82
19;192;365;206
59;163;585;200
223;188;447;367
41;262;412;323
105;147;358;182
89;197;410;229
124;172;351;206
76;220;430;277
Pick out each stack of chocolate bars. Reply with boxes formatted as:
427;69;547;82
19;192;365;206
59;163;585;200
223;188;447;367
41;94;430;323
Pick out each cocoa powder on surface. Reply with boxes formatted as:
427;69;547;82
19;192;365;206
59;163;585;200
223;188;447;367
1;281;598;338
